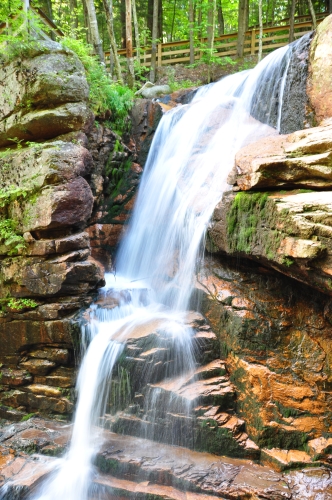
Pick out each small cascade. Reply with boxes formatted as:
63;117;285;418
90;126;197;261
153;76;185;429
18;40;307;500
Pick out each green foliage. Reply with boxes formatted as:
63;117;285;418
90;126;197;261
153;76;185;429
21;412;35;421
61;37;134;134
0;185;29;254
0;219;26;255
0;297;38;312
0;185;28;208
0;2;45;62
282;256;294;267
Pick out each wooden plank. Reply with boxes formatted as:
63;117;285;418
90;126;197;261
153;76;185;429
251;29;256;54
157;43;162;67
213;49;237;57
214;40;238;49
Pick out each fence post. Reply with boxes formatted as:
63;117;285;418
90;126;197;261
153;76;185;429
250;29;256;55
157;42;162;67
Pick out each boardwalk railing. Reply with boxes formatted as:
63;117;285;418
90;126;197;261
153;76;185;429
1;5;328;69
110;12;327;68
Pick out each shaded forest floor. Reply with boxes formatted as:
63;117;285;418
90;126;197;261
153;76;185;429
151;55;259;87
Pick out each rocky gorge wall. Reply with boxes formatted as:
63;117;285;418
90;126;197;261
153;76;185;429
204;14;332;468
0;41;159;421
1;14;332;484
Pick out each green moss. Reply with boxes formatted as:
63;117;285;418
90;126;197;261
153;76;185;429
226;191;291;262
21;412;35;421
194;420;249;457
226;192;269;253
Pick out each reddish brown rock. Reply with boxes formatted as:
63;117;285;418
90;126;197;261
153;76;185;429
19;359;56;376
196;257;332;453
0;369;32;387
307;14;332;124
231;120;332;191
28;348;69;364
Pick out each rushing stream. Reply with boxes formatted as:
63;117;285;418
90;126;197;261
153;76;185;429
22;41;302;500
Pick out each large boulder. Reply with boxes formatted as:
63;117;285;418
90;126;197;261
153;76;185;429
0;41;93;146
307;14;332;124
208;189;332;296
230;120;332;191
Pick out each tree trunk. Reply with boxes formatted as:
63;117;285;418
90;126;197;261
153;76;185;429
158;0;162;39
120;1;126;48
307;0;317;28
189;0;194;64
132;0;140;64
170;0;177;41
289;0;296;42
85;0;105;62
237;0;248;57
103;0;124;83
147;0;154;38
82;0;91;44
150;0;159;83
197;2;202;39
69;0;78;35
125;0;135;88
207;0;216;53
329;0;332;14
217;0;225;36
258;0;263;61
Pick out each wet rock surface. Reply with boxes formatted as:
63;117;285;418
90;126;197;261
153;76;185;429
0;418;331;499
196;256;332;462
231;119;332;191
250;33;313;134
216;16;332;299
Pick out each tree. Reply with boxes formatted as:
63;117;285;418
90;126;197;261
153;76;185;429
307;0;317;28
207;0;216;54
125;0;135;88
258;0;263;61
289;0;296;42
102;0;123;83
150;0;159;82
132;0;140;65
189;0;194;64
217;0;225;36
84;0;105;62
237;0;248;57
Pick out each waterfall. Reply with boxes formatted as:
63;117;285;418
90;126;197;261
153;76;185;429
23;41;300;500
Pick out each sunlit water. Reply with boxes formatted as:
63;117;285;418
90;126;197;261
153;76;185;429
9;42;303;500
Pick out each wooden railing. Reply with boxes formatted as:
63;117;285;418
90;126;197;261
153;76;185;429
1;5;328;69
109;11;328;68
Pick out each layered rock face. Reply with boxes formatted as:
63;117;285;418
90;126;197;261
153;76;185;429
204;14;332;469
0;42;121;420
209;15;332;296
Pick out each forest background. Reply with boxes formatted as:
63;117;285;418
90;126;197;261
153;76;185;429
0;0;331;99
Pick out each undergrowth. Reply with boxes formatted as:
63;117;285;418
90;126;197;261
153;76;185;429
0;185;29;255
0;297;38;312
61;38;134;134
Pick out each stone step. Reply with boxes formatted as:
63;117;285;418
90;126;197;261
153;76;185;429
91;474;226;500
261;447;325;472
102;360;259;460
1;419;331;499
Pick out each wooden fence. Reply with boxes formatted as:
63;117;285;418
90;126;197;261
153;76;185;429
1;5;328;69
110;11;327;68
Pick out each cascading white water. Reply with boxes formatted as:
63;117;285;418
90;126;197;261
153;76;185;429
25;41;300;500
